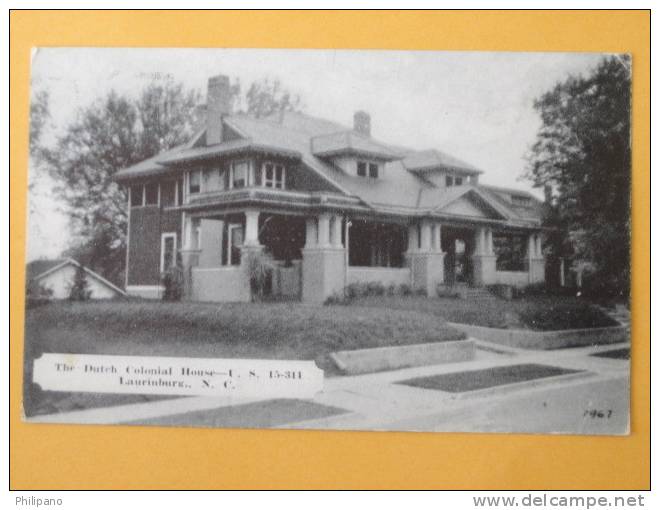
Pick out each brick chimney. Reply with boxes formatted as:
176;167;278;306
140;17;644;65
206;75;232;146
353;110;371;137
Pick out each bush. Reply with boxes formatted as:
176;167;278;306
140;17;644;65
398;283;413;296
246;250;275;301
26;280;53;308
161;265;184;301
68;265;91;301
436;285;461;299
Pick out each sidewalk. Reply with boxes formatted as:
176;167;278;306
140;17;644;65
26;340;630;435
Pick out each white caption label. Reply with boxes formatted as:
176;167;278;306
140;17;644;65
33;353;324;399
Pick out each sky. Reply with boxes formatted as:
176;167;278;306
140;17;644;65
27;48;606;261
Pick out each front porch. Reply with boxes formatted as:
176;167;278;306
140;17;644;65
177;208;546;303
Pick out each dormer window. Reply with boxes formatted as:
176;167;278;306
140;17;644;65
445;175;464;187
262;162;286;189
357;160;380;179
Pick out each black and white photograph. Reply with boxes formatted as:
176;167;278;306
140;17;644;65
23;48;631;434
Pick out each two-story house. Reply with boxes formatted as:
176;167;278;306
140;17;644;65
114;74;547;302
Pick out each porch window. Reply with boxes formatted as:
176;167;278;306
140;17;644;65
202;166;225;192
227;224;244;265
493;232;528;271
230;161;249;188
368;163;379;178
446;175;454;187
189;170;201;194
262;162;286;189
454;176;463;186
160;233;177;272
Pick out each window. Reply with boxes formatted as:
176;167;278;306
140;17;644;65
445;175;454;187
454;176;463;186
262;162;286;189
130;185;144;207
493;233;528;271
231;161;249;188
227;224;244;265
357;160;379;178
160;233;177;272
189;170;201;194
160;180;176;207
144;183;159;206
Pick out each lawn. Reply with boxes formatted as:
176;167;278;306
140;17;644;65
23;299;464;416
343;295;619;331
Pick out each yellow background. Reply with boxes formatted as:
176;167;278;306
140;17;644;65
10;10;650;489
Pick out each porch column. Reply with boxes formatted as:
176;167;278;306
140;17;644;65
407;223;419;253
433;223;442;252
331;215;343;248
302;213;346;303
305;217;318;247
420;220;433;252
180;215;201;300
317;213;332;248
244;209;260;246
472;226;496;286
405;219;445;296
528;232;545;284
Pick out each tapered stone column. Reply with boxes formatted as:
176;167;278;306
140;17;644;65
405;219;445;296
472;226;496;286
528;232;545;284
302;213;346;302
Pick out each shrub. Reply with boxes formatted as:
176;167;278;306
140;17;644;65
246;250;275;301
68;265;91;301
386;283;397;296
161;264;184;301
26;280;53;308
436;284;461;299
519;303;619;330
398;283;413;296
366;281;385;296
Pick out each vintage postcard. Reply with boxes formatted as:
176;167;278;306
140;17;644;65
23;48;631;434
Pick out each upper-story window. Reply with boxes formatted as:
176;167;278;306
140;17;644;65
202;166;226;192
189;170;201;194
445;175;463;187
130;183;160;207
357;160;380;179
230;160;249;188
262;162;286;189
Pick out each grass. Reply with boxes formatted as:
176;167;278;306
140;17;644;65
129;399;348;428
23;300;464;416
397;364;582;393
343;295;619;331
591;348;630;360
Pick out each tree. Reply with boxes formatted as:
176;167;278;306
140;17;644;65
39;76;303;286
242;78;303;118
526;56;631;299
68;264;91;301
43;80;201;286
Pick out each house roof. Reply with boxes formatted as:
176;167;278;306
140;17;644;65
402;149;482;175
310;131;401;161
26;258;127;296
114;110;543;225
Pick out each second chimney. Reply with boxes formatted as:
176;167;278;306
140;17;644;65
206;75;232;146
353;111;371;137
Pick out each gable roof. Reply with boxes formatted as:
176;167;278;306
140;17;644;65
113;110;542;225
27;258;127;296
